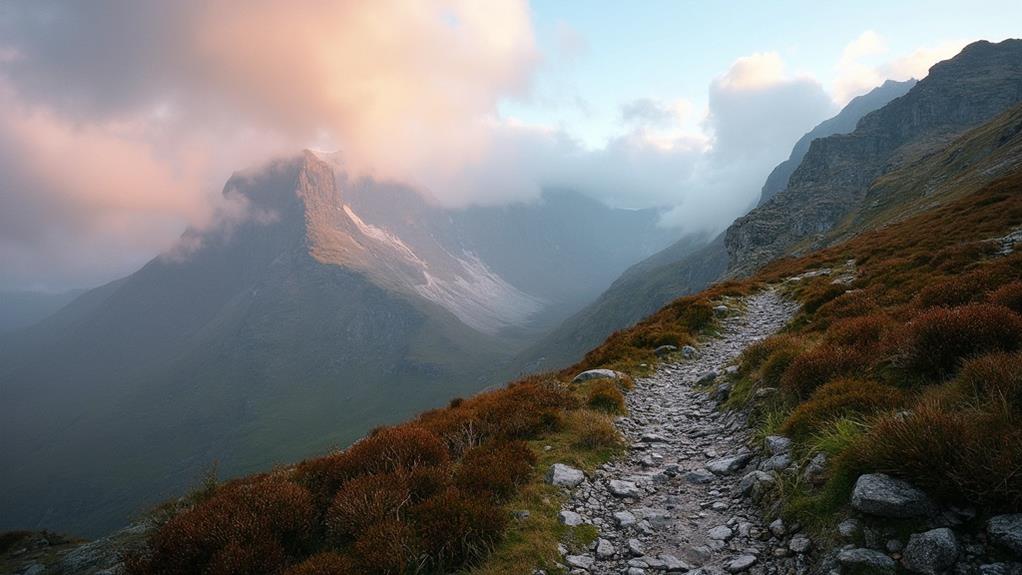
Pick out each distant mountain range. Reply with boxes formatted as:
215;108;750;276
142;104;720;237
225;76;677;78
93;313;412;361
515;73;926;373
0;154;678;536
0;289;85;334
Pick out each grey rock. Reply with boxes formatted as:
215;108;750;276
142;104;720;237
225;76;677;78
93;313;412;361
726;554;757;573
681;345;698;359
661;554;693;571
707;453;753;475
765;435;792;455
979;563;1022;575
708;525;734;541
628;538;645;556
988;514;1022;556
851;473;933;518
737;470;775;498
548;463;586;487
902;528;959;574
686;469;716;484
566;554;595;570
802;452;828;484
790;535;812;554
654;345;678;357
837;548;896;573
838;518;862;539
559;510;584;527
596;538;615;559
608;479;642;498
769;518;786;537
615;510;638;527
572;369;625;384
759;453;792;472
696;371;719;386
714;305;730;317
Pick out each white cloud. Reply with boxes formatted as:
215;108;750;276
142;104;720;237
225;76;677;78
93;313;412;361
833;31;967;104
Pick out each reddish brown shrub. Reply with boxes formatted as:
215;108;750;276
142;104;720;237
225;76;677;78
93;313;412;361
410;488;507;571
129;479;314;575
903;303;1022;379
781;379;904;438
915;275;987;309
741;334;803;374
282;552;358;575
955;352;1022;412
455;441;535;501
780;345;869;399
825;314;896;348
814;289;881;322
295;425;448;506
587;379;625;413
989;281;1022;314
325;473;411;542
849;402;1022;511
352;520;419;575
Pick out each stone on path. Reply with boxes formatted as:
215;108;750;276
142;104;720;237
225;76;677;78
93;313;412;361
837;548;897;573
596;538;615;560
708;525;734;541
902;528;960;574
614;510;637;527
547;463;585;487
686;468;716;484
851;473;933;518
988;514;1022;556
706;453;752;475
726;554;757;573
608;479;642;498
558;510;583;526
764;435;791;455
566;554;595;570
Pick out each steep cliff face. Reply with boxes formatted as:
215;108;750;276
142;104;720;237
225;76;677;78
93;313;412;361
727;39;1022;275
757;79;916;206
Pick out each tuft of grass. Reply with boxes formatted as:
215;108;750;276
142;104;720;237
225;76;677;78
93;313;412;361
586;380;625;414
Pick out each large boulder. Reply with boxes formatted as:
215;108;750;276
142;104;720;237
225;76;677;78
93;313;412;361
988;514;1022;557
851;473;934;518
902;528;960;574
547;463;585;487
571;369;625;384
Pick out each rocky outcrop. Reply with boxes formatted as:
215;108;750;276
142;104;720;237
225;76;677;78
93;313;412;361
726;39;1022;276
757;79;916;206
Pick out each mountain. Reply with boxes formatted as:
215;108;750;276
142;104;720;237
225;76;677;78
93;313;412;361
727;39;1022;275
757;79;916;206
513;76;921;372
0;152;676;537
0;288;85;333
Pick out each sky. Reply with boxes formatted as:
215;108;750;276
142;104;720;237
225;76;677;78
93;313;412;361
0;0;1018;291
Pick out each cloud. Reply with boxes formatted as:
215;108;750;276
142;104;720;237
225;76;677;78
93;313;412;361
0;0;538;289
833;31;967;104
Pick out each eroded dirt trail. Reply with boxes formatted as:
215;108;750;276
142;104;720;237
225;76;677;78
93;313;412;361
558;289;800;575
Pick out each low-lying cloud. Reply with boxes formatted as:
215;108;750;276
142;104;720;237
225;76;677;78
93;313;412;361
0;3;967;290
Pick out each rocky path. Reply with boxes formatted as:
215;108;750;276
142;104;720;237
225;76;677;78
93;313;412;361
557;289;801;575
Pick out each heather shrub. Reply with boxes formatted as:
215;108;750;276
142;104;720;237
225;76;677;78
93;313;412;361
282;552;357;575
325;473;411;542
989;280;1022;313
824;314;896;348
915;275;988;308
954;351;1022;412
781;379;904;438
352;520;418;575
587;379;625;413
760;341;805;389
903;303;1022;379
849;402;1022;511
129;479;314;575
741;334;804;374
814;289;880;322
295;425;448;506
780;345;869;399
566;409;621;450
410;488;507;571
801;283;848;315
455;441;536;501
